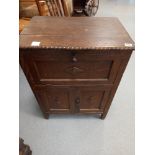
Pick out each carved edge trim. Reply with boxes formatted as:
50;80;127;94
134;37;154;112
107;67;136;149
19;46;135;50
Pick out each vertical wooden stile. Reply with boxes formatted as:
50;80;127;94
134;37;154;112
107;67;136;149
51;0;57;16
46;0;54;16
53;0;61;16
58;0;65;16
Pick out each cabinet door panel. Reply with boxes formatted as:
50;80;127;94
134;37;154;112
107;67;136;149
73;86;111;113
34;85;73;113
34;85;111;114
80;91;104;109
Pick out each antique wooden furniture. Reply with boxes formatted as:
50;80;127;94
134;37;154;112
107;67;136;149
20;16;134;119
19;138;32;155
19;0;38;33
35;0;73;16
35;0;99;16
20;0;39;18
73;0;99;16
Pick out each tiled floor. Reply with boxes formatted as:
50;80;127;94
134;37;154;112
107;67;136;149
19;0;135;155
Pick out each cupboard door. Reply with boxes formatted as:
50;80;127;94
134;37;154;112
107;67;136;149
34;85;73;113
34;85;111;114
73;86;111;113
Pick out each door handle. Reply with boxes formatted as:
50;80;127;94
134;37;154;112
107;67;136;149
71;52;78;62
75;97;80;105
75;97;80;113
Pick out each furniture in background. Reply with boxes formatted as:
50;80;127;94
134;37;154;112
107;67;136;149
20;0;39;18
19;0;99;18
19;138;32;155
19;0;39;34
35;0;99;16
35;0;73;16
19;0;100;33
19;16;134;119
73;0;99;16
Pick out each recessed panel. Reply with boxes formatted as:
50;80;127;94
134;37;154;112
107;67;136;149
80;91;104;109
34;60;113;80
47;89;70;110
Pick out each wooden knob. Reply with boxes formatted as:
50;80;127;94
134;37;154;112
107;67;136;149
75;97;80;113
71;52;77;62
75;97;80;104
72;56;77;62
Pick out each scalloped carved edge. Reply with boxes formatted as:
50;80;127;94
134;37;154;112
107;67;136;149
19;45;135;50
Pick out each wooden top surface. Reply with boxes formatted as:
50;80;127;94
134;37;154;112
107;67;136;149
20;16;134;50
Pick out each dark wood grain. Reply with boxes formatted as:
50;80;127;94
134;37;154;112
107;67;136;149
22;50;121;85
20;17;134;119
20;16;134;50
19;138;32;155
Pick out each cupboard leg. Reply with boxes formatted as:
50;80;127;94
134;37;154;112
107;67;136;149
100;113;105;120
43;113;49;119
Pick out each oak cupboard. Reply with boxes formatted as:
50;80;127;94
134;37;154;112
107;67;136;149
20;16;134;119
